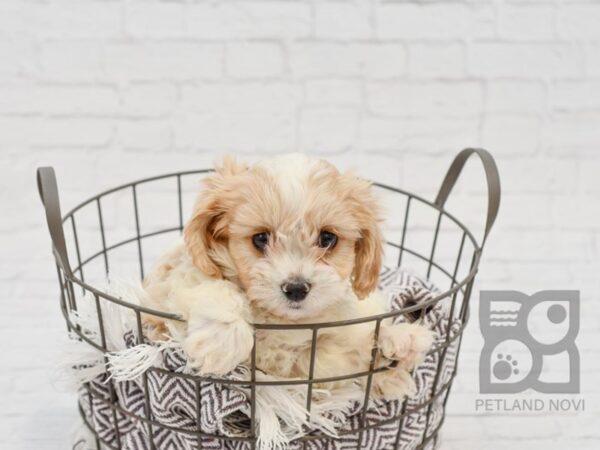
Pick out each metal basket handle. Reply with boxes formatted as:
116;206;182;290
434;148;501;246
37;166;73;276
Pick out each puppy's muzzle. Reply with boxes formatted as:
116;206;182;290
281;278;311;302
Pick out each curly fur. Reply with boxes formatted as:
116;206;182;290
142;154;433;400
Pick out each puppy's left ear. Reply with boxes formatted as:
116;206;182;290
184;156;247;278
347;176;384;299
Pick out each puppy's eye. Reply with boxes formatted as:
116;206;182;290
252;232;270;252
318;231;337;249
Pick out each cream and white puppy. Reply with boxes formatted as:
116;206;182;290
142;154;433;400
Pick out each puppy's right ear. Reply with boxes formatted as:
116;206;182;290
184;156;247;278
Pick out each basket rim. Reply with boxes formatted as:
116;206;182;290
58;169;482;329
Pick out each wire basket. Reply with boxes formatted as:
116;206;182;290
38;149;500;450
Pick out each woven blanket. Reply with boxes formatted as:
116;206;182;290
78;268;461;450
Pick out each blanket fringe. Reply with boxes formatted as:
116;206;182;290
62;279;364;450
107;339;181;382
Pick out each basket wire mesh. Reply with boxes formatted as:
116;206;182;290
37;148;500;450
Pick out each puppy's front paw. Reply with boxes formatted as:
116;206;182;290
183;319;254;375
373;367;416;400
378;323;434;370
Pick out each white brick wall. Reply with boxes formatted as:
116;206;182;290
1;0;599;448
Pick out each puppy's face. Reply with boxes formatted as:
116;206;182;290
184;154;383;321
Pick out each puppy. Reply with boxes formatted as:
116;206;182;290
142;154;433;400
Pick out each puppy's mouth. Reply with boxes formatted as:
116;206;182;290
286;300;303;310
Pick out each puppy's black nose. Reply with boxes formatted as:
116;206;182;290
281;280;311;301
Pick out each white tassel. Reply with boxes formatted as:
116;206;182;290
255;403;289;450
107;344;161;381
254;382;308;449
229;370;363;449
56;339;105;387
56;311;104;388
107;338;181;382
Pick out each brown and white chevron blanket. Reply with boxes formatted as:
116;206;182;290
78;268;461;450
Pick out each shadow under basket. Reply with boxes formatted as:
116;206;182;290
37;149;500;450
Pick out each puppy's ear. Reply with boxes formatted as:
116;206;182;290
184;156;247;278
353;223;383;299
346;175;384;299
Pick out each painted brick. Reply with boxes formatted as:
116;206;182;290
485;81;547;114
543;113;600;155
558;4;600;39
117;120;172;152
289;43;407;78
586;43;600;76
120;83;179;118
40;41;105;81
376;3;494;40
552;81;600;112
104;43;223;81
32;118;114;148
304;79;363;106
180;82;301;114
0;85;120;115
359;117;480;154
315;2;372;40
498;4;555;41
298;106;360;153
225;42;285;79
408;43;465;79
37;2;122;39
481;114;540;155
469;43;583;78
125;1;186;39
186;2;311;40
0;42;20;76
366;81;484;117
